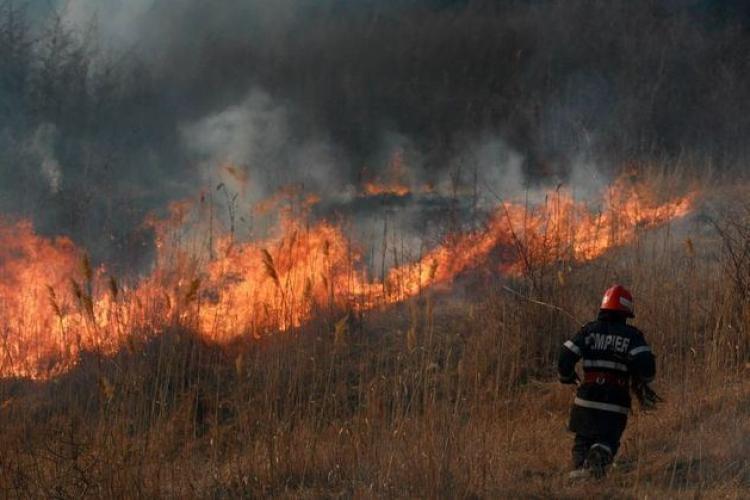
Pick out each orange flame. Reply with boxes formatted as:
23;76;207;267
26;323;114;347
0;175;694;379
361;182;412;197
0;220;132;378
361;149;413;197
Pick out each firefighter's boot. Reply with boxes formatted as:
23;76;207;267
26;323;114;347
584;443;613;479
567;468;591;480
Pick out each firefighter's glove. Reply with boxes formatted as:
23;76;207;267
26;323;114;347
559;373;579;385
633;382;663;411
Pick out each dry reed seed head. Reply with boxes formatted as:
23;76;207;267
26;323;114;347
83;295;94;320
70;279;82;301
47;285;62;318
98;376;114;401
184;278;201;303
685;238;695;256
334;313;349;349
108;276;118;300
261;248;280;287
429;259;439;281
81;254;93;284
126;336;137;354
234;353;244;378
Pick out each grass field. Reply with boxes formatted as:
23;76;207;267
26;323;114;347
1;174;749;498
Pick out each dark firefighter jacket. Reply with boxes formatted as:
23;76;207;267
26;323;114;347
558;310;656;436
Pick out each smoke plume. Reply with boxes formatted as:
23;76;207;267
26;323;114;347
1;0;748;269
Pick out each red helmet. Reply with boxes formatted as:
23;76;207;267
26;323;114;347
600;284;634;317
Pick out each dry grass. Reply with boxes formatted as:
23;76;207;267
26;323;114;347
1;180;750;498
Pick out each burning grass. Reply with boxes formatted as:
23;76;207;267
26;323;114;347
0;172;694;379
2;171;750;497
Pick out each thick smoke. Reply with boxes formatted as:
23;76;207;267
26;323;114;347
30;124;63;194
1;0;749;270
181;89;346;202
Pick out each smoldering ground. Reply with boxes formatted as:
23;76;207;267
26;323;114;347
1;0;749;271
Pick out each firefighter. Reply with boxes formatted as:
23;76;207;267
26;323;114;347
558;284;656;479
